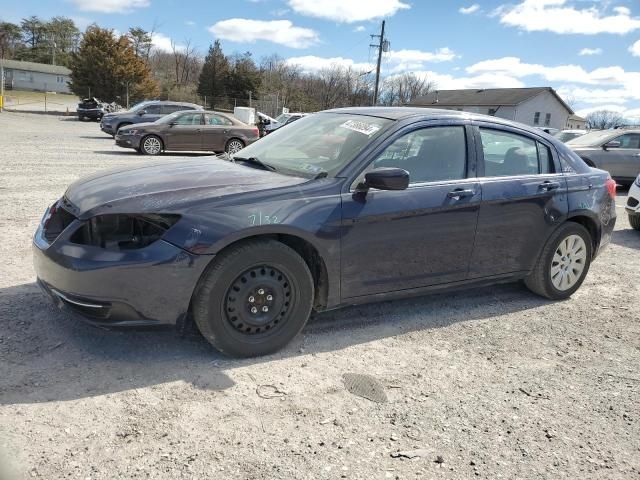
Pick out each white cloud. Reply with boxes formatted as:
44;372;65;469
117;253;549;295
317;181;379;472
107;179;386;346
209;19;319;48
579;47;602;56
459;4;480;15
185;20;196;26
287;0;409;23
286;55;373;73
495;0;640;35
422;71;525;89
71;0;150;14
630;39;640;56
151;33;184;53
354;25;366;32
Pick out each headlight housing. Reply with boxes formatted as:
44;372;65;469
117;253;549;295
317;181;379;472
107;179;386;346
70;214;180;251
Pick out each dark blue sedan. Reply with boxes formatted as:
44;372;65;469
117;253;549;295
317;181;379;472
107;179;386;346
34;107;617;357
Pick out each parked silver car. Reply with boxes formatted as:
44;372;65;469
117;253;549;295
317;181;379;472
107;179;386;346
566;129;640;185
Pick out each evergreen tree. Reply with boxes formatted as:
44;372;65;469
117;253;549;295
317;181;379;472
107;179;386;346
226;52;261;99
69;25;159;103
197;40;229;108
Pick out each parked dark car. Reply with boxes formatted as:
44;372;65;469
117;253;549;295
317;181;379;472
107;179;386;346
567;129;640;186
100;100;202;136
77;97;105;121
115;110;260;155
34;107;616;357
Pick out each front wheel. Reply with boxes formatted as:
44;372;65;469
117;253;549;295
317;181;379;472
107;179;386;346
140;135;163;155
193;239;314;357
629;214;640;231
225;138;245;154
525;223;592;300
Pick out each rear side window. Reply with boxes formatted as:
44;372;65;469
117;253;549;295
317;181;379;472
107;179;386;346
143;104;161;114
480;128;554;176
205;114;233;126
372;126;467;184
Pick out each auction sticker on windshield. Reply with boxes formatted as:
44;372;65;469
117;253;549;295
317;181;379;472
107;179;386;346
340;119;381;136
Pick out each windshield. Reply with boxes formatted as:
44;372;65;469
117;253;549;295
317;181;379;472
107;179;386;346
234;113;393;178
566;130;614;147
275;114;292;123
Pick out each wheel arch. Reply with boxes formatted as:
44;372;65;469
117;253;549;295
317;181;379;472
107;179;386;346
565;213;600;258
192;232;331;311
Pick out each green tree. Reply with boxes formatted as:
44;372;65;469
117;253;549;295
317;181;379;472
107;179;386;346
197;40;229;107
46;17;80;66
128;27;152;62
226;52;261;99
69;26;159;103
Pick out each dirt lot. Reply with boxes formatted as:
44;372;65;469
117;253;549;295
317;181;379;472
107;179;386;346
0;112;639;479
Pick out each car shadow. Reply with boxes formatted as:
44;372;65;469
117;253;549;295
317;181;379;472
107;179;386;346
80;135;113;140
610;227;640;250
0;281;550;405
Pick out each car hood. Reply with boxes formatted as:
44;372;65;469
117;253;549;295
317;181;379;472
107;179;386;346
63;158;308;219
120;121;157;131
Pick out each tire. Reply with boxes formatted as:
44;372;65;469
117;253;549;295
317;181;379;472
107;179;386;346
225;138;245;154
525;222;592;300
629;214;640;231
140;135;163;156
78;115;85;121
193;239;314;357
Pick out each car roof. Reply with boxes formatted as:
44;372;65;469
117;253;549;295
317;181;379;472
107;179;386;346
145;100;201;107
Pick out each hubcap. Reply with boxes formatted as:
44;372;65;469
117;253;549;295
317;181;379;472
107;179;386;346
224;266;292;335
550;234;587;291
227;140;244;154
143;137;161;154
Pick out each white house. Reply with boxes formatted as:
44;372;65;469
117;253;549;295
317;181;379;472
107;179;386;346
410;87;573;131
566;114;587;130
1;59;71;94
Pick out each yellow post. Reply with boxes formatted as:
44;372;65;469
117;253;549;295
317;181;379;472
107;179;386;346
0;95;3;111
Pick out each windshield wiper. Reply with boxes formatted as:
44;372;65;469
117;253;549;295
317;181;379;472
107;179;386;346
232;156;277;172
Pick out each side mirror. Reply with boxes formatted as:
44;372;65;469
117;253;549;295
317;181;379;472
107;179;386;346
363;168;410;191
138;110;147;116
603;140;621;150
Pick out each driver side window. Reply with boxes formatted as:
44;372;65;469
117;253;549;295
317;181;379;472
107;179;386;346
369;126;467;184
173;113;202;125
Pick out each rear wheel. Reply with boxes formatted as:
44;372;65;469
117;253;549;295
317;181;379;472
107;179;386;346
225;138;245;154
141;135;163;155
525;223;592;300
629;214;640;231
193;239;314;357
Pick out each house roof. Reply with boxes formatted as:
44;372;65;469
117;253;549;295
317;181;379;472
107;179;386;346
411;87;574;114
1;59;71;76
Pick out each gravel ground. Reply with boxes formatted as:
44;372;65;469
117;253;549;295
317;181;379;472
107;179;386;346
0;112;639;480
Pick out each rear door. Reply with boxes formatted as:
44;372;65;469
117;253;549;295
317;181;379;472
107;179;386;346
163;112;203;151
469;123;568;278
340;121;481;298
202;113;234;152
607;133;640;180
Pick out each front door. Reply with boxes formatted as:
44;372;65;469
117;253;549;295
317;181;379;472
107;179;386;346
469;124;568;278
340;123;481;299
163;112;203;151
606;133;640;181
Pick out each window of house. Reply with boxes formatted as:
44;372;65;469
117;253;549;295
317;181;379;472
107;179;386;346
369;126;467;184
480;128;554;177
533;112;540;125
544;113;551;126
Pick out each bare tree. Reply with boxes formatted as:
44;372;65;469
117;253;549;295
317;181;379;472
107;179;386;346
380;72;435;106
585;110;626;130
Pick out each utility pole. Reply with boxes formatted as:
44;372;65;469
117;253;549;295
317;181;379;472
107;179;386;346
370;20;388;106
0;57;4;113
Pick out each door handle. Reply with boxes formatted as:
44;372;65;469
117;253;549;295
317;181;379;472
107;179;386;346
539;181;561;191
447;188;475;199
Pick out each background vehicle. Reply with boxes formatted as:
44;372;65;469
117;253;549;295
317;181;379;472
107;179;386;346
566;129;640;186
76;98;106;121
263;112;308;134
626;174;640;230
115;110;259;155
34;108;616;357
554;129;587;143
100;100;202;136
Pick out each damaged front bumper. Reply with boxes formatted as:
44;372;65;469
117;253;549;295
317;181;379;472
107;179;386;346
33;209;212;327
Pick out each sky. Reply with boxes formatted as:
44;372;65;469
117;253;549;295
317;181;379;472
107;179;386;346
3;0;640;119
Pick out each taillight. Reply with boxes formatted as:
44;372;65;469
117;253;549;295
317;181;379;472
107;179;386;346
252;127;259;137
605;177;616;199
42;203;57;229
